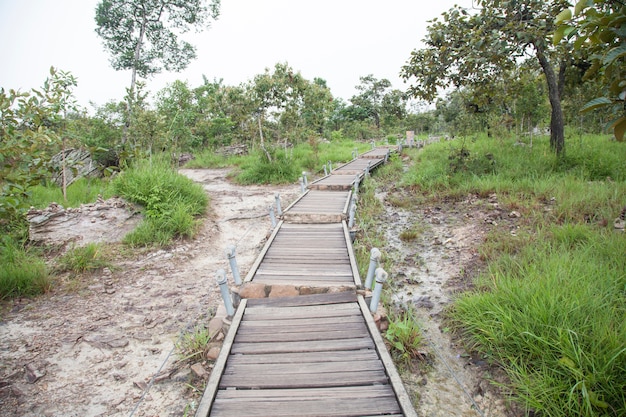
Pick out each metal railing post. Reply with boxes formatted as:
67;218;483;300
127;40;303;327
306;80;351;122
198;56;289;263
323;165;328;176
216;269;235;316
299;177;305;193
274;193;282;216
302;171;308;187
225;245;241;285
348;202;357;228
364;248;381;289
269;205;277;228
370;268;388;313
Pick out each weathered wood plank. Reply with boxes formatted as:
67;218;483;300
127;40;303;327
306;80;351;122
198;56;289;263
234;328;369;343
245;291;357;307
218;369;389;389
230;337;374;354
211;395;401;417
237;322;366;334
225;349;378;365
223;360;384;375
214;385;394;400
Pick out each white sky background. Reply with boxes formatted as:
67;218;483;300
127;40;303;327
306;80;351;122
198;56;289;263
0;0;469;109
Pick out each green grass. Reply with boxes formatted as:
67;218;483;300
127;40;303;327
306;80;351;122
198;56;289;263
112;156;208;247
0;237;50;299
27;177;113;209
57;243;111;273
385;308;423;370
397;133;626;416
451;228;626;416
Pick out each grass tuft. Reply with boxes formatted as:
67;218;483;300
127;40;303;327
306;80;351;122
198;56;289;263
0;237;50;299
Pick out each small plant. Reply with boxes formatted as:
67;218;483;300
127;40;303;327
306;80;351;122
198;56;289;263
57;243;110;273
385;308;423;369
177;324;215;362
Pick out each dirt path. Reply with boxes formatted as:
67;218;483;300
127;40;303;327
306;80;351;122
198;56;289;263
0;169;299;417
377;185;521;417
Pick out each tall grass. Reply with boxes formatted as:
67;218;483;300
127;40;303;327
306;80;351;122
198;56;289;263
0;237;50;299
112;157;208;247
451;228;626;416
400;133;626;416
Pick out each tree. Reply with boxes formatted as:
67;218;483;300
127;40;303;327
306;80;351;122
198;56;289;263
94;0;220;141
350;75;393;129
555;0;626;141
0;68;77;235
401;0;572;155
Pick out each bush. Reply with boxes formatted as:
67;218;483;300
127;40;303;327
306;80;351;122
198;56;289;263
57;243;110;273
0;237;50;299
112;157;208;246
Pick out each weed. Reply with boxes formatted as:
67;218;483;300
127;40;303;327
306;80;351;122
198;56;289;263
177;324;215;363
57;243;110;273
385;308;423;370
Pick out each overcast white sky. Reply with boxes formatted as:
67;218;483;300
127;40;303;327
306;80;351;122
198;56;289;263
0;0;470;109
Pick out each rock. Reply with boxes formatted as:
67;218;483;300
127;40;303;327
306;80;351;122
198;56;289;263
508;211;521;218
24;363;46;384
268;285;299;298
50;148;101;187
238;282;268;299
208;317;223;339
413;295;434;310
206;346;221;361
190;363;209;379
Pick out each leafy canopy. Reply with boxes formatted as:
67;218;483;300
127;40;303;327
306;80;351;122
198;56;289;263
95;0;220;77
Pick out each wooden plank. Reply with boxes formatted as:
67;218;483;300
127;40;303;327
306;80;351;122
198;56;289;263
225;349;378;365
245;291;357;307
234;328;368;343
211;395;401;417
218;369;389;389
214;385;394;400
237;316;365;329
230;337;374;354
358;295;418;417
223;360;384;375
194;299;247;417
237;322;366;333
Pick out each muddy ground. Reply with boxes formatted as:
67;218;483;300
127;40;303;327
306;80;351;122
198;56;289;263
1;166;521;417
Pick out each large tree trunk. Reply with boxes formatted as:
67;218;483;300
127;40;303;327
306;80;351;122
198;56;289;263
534;42;565;156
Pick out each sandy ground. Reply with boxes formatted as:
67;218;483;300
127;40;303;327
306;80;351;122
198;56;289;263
1;166;521;417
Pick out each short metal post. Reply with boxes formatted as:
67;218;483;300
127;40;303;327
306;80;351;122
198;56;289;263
353;175;360;194
269;205;277;228
370;268;388;313
299;177;305;193
399;141;403;153
366;161;371;177
354;148;359;158
327;160;332;171
348;202;357;228
225;245;241;285
217;269;235;316
385;150;389;163
371;141;375;149
323;165;328;176
364;248;381;289
274;193;282;216
349;193;358;214
302;171;308;187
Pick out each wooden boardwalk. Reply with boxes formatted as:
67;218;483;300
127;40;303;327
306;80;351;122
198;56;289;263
196;148;417;417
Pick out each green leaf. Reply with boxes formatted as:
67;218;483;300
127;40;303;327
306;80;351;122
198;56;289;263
553;26;567;45
555;8;572;25
603;45;626;66
580;97;612;113
574;0;588;16
611;116;626;142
